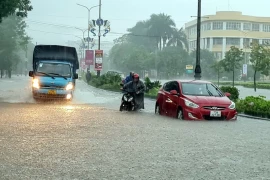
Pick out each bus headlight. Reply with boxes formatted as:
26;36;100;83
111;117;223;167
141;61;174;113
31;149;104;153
66;83;73;90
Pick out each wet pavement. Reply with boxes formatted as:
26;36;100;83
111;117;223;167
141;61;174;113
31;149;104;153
0;76;270;179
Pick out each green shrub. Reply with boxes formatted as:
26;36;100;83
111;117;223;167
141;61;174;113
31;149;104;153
236;96;270;118
242;83;270;89
144;77;161;93
145;87;159;99
219;86;239;102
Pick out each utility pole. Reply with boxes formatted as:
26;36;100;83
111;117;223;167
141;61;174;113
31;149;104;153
97;0;102;77
194;0;202;80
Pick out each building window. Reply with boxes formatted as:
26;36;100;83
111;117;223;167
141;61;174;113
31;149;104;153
262;39;270;45
212;22;223;30
243;38;250;47
263;24;270;32
213;38;223;45
243;23;251;31
190;40;196;49
226;38;240;46
206;23;211;30
189;27;196;35
214;52;222;60
252;39;259;44
226;22;241;30
206;38;210;48
252;23;260;31
201;23;210;31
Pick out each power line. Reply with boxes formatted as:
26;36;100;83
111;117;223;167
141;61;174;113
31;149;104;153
26;28;159;38
27;14;188;23
26;19;84;29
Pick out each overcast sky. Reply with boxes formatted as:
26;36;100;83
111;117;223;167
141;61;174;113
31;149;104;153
25;0;270;45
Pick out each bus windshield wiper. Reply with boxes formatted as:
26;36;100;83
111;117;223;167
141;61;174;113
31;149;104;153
36;72;55;79
48;73;67;80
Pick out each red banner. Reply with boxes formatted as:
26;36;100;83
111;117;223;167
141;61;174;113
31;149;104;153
95;50;103;70
85;50;94;65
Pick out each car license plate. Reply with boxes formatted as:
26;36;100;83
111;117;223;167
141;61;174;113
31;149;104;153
48;90;56;95
210;111;221;117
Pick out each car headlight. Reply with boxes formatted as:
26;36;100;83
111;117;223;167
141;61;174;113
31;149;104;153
32;79;39;89
66;83;73;90
229;101;235;109
128;96;133;102
184;99;199;108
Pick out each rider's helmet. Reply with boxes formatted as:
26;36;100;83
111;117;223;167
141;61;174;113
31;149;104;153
130;71;134;77
133;73;139;82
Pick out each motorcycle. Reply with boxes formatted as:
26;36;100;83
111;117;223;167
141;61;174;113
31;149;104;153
120;90;136;111
119;84;136;111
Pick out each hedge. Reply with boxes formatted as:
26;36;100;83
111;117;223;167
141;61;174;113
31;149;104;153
212;81;270;89
82;72;159;99
236;96;270;119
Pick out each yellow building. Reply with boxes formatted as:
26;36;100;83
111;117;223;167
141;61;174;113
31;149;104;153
185;11;270;62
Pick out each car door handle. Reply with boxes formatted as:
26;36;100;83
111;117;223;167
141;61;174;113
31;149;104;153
166;99;172;103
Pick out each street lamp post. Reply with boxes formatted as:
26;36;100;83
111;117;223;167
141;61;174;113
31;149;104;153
76;4;99;50
75;28;87;58
75;28;87;40
97;0;102;77
194;0;202;80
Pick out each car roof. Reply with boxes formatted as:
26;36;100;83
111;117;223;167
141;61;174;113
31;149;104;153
166;80;212;84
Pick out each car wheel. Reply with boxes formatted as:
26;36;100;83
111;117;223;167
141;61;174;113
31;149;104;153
177;108;184;120
155;104;160;115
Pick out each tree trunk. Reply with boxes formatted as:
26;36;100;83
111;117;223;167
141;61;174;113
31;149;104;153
217;68;220;87
232;68;235;87
254;70;257;92
8;70;11;78
0;69;3;78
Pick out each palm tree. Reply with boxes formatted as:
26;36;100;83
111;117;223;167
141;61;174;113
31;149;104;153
167;28;189;51
147;13;176;50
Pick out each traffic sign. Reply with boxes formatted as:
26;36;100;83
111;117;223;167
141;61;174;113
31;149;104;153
243;64;247;75
96;19;104;26
185;65;194;74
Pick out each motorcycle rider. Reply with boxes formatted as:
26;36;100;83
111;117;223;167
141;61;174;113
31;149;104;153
123;73;145;110
123;71;134;85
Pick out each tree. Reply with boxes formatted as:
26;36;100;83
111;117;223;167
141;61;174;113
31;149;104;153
0;0;33;22
190;49;217;79
220;46;244;87
109;13;190;79
0;15;31;77
250;43;270;91
157;46;190;79
211;61;224;86
147;13;176;50
167;28;189;51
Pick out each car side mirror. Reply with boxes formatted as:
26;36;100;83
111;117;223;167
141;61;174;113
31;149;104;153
29;71;34;77
224;92;231;97
74;73;78;79
170;90;178;95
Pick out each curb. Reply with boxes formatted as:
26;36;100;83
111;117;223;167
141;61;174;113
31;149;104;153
238;113;270;121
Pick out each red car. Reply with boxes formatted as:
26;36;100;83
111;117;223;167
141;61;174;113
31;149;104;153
155;80;237;120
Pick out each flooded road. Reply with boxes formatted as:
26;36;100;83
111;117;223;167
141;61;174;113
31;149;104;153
0;76;270;179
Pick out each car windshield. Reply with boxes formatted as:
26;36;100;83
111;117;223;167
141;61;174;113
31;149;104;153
181;82;224;97
36;62;71;77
